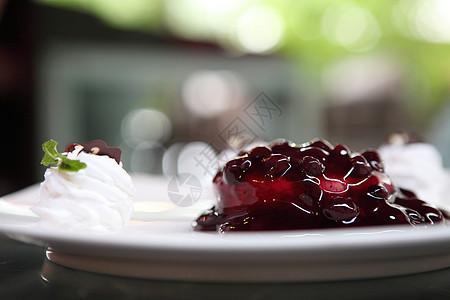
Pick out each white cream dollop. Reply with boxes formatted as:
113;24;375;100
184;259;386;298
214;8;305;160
32;150;135;233
378;142;447;207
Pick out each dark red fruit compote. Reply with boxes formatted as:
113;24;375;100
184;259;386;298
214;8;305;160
193;139;449;232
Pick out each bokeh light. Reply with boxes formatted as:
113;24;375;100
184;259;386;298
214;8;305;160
162;143;185;177
182;70;245;118
233;4;285;54
177;142;218;184
322;55;402;104
321;2;380;52
393;0;450;44
414;0;450;44
121;109;172;145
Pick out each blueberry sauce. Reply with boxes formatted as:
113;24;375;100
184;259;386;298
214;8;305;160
193;139;449;232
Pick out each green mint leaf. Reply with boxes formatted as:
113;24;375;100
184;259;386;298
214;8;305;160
41;139;86;172
41;139;60;166
59;158;87;172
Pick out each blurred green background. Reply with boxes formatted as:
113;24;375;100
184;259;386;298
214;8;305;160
36;0;450;119
1;0;450;195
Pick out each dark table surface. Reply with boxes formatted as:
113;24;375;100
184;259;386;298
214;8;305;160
1;235;450;300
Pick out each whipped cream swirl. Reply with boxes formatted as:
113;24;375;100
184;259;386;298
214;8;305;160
32;149;134;232
378;142;447;207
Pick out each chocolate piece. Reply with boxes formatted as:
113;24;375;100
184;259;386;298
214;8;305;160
66;143;81;153
82;140;121;164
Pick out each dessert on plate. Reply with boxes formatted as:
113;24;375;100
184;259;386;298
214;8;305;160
193;138;449;232
32;139;134;232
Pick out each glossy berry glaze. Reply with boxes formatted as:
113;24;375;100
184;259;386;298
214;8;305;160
193;139;449;232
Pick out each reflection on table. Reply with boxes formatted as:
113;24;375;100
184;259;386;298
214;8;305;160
1;236;450;299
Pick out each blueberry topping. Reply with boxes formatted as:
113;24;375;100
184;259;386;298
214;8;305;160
263;154;290;177
248;146;272;160
367;184;389;200
194;138;449;232
301;156;324;177
322;197;359;222
240;159;252;171
351;155;372;177
309;139;333;152
361;150;384;172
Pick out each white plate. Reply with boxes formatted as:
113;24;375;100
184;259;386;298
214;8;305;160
1;174;449;282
